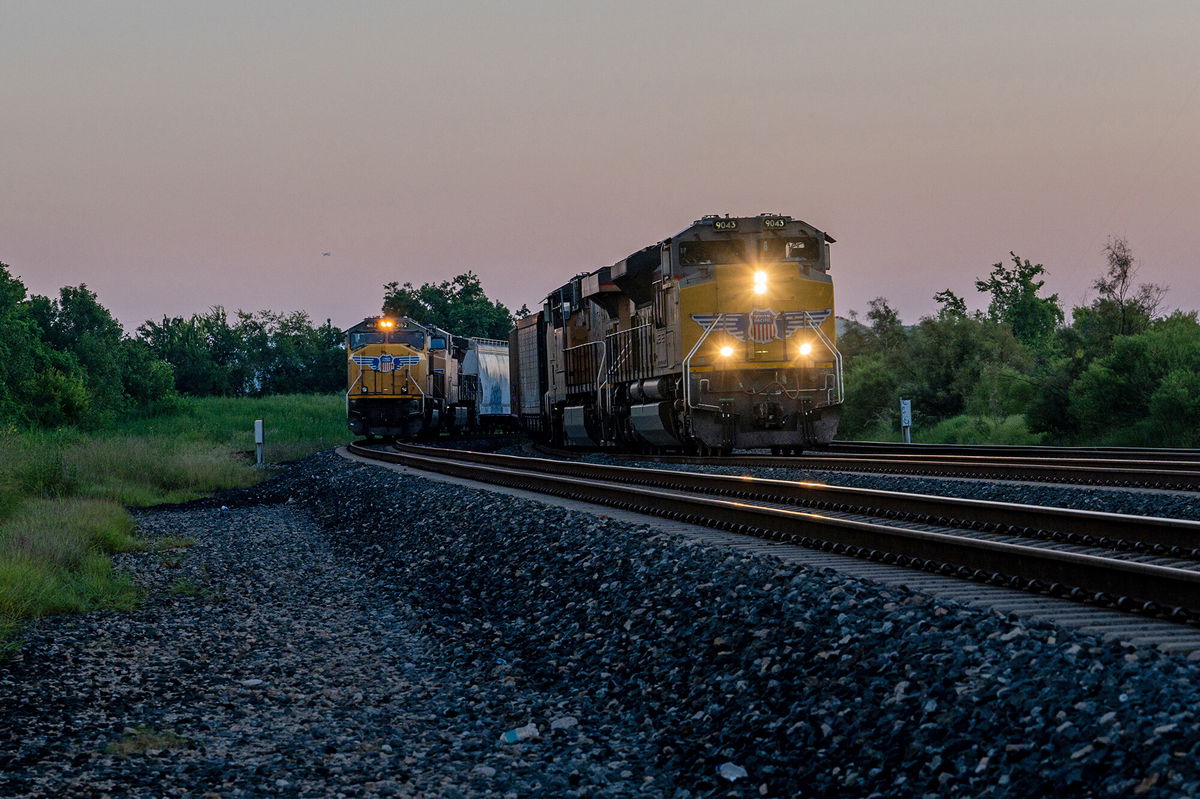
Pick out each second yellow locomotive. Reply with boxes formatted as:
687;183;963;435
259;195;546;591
511;213;842;453
346;316;510;439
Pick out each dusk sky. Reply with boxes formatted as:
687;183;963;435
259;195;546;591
3;1;1198;332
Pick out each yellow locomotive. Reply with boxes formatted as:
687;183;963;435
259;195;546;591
346;316;510;439
510;214;842;453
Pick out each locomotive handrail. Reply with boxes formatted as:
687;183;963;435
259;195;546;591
345;368;364;415
683;313;725;416
564;339;604;392
594;344;608;417
804;309;843;405
604;323;653;385
408;366;426;418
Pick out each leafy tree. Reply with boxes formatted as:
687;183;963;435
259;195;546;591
975;253;1063;348
27;284;177;424
0;266;100;428
29;285;128;424
1068;312;1200;445
899;314;1030;422
865;297;906;353
0;266;151;428
138;307;344;397
1071;236;1166;359
837;298;906;362
933;289;968;320
240;311;345;395
382;272;514;339
840;352;902;436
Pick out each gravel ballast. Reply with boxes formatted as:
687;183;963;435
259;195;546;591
1;450;1200;797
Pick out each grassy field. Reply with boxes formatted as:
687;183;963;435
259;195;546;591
0;394;351;647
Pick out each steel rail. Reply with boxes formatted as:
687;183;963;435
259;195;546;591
620;452;1200;491
825;441;1200;462
389;443;1200;554
348;442;1200;618
801;451;1200;472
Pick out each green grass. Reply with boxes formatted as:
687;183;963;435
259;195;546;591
0;393;351;649
114;393;352;465
0;498;142;644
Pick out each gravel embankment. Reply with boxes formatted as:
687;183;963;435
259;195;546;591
2;450;1200;797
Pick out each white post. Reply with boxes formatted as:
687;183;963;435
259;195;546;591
900;399;912;444
254;419;265;465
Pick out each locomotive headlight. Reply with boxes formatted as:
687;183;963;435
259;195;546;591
798;341;813;356
753;270;768;295
719;345;734;358
379;319;395;329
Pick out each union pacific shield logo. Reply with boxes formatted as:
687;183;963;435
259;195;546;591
378;354;396;373
748;309;778;344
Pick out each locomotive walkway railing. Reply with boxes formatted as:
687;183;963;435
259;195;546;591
604;323;655;385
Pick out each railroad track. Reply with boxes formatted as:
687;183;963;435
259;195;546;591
347;441;1200;624
617;451;1200;491
824;440;1200;462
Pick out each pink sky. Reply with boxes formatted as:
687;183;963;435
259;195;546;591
2;1;1197;332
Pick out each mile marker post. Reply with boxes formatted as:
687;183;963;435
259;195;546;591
254;419;265;466
900;399;912;444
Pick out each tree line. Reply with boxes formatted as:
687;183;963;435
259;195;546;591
5;246;1194;446
0;264;520;431
838;237;1199;446
0;264;347;429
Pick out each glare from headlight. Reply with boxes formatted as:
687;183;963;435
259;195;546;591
719;345;734;358
799;342;813;356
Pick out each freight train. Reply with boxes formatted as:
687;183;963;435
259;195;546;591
345;316;510;439
347;213;842;452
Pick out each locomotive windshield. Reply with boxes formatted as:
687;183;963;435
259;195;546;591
678;240;748;266
349;330;426;349
760;235;821;264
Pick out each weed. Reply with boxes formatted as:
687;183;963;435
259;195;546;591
168;579;203;597
150;536;195;551
105;726;187;756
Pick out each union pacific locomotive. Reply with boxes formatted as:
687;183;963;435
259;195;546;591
348;213;841;452
510;214;842;453
345;316;510;439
